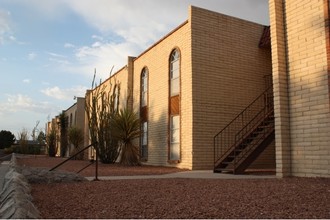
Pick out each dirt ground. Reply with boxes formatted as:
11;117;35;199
16;156;330;219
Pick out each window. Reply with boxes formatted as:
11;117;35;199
169;49;181;161
170;50;180;96
170;115;180;160
141;68;148;107
70;113;73;127
141;121;148;159
114;85;119;112
140;68;149;160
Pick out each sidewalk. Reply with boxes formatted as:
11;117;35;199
0;161;9;190
85;170;276;181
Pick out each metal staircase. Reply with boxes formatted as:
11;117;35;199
214;86;274;174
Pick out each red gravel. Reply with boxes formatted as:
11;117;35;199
17;156;330;219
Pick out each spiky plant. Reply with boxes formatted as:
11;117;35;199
85;73;121;164
111;107;141;166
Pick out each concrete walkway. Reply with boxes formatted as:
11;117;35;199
0;162;9;190
85;170;276;181
0;154;12;190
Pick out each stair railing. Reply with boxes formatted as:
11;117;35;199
214;86;273;169
232;107;274;171
49;142;99;181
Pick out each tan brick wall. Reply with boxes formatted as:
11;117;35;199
64;97;86;157
286;0;330;177
189;6;272;169
133;21;193;169
270;0;330;177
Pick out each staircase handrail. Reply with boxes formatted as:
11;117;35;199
49;142;99;181
214;86;273;167
214;86;272;138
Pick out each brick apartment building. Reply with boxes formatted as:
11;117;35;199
49;1;330;178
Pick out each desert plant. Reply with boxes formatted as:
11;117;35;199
68;126;84;160
46;128;57;157
85;72;121;164
17;128;29;154
59;111;68;157
111;107;141;166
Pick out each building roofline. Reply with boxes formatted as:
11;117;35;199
90;19;189;92
134;20;189;61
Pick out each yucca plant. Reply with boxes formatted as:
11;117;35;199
111;107;141;166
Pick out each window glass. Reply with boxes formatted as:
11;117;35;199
170;50;180;96
170;143;180;161
141;121;148;159
114;87;119;111
171;61;179;76
141;68;148;107
171;78;179;96
142;122;148;145
170;115;180;160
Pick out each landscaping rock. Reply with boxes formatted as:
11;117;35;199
0;153;87;219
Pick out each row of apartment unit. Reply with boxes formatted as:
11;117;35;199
48;1;330;177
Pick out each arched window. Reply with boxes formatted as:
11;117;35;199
140;68;148;160
169;49;180;161
170;50;180;96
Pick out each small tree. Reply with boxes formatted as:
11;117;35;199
68;126;84;160
111;108;141;166
37;131;46;145
46;129;57;157
59;111;68;157
0;130;16;149
17;128;29;153
85;72;121;164
31;120;40;141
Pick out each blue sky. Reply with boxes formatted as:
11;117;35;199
0;0;269;138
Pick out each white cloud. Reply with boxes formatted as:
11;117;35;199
92;35;103;41
47;52;66;58
0;9;12;45
41;85;88;101
28;52;37;60
64;43;75;48
69;39;138;81
47;52;70;65
23;79;31;83
0;94;52;114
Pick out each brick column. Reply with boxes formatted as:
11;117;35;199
269;0;292;177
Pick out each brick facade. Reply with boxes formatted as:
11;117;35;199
189;6;273;169
132;6;272;170
51;3;330;177
270;0;330;177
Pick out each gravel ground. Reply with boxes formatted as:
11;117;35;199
17;156;330;219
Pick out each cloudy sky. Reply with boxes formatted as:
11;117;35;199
0;0;269;138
